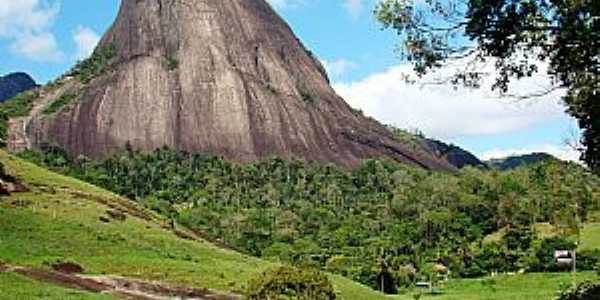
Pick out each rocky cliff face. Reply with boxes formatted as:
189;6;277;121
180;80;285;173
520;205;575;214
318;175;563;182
10;0;454;170
0;73;36;103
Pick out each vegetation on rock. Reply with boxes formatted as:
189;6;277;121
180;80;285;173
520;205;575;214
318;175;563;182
166;56;179;71
0;91;38;146
42;93;78;116
68;45;116;84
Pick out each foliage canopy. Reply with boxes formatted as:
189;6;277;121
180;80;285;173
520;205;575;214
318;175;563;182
19;146;600;293
376;0;599;173
245;266;336;300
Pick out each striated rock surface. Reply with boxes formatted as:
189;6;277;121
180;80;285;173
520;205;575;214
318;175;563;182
10;0;454;170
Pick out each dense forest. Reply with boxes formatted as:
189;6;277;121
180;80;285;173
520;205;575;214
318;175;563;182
19;145;600;293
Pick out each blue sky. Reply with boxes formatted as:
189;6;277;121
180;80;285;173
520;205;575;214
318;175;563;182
0;0;580;162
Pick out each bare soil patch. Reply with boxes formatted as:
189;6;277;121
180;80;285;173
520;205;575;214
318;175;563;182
3;264;240;300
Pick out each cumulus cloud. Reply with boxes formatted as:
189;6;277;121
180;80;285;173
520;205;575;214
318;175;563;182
481;144;581;163
322;59;358;79
73;26;100;60
333;57;568;140
0;0;64;63
9;32;63;63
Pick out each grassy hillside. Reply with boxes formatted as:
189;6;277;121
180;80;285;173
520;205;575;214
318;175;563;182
485;222;600;248
0;150;388;300
2;150;599;299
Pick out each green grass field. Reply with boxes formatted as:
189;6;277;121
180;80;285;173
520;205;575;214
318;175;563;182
580;223;600;250
0;151;388;299
0;273;117;300
1;150;599;300
400;272;597;300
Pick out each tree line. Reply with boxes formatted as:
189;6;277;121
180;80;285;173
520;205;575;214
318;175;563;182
19;145;600;293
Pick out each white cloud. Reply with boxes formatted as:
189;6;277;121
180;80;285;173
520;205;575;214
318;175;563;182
343;0;364;18
73;26;100;60
481;144;581;163
333;57;568;140
0;0;63;63
322;59;357;79
10;32;63;63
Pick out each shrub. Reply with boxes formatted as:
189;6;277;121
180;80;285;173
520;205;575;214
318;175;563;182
262;242;295;263
555;281;600;300
577;249;600;271
69;45;117;83
166;56;179;71
300;91;315;104
245;266;336;300
42;93;77;115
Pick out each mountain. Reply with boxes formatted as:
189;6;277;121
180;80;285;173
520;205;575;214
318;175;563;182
385;126;485;169
425;139;488;169
0;73;36;103
486;152;558;171
5;0;453;171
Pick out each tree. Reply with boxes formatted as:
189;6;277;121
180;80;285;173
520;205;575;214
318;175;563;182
376;0;599;173
245;266;336;300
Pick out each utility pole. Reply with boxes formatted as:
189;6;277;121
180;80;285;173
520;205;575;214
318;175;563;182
573;201;580;288
573;248;577;288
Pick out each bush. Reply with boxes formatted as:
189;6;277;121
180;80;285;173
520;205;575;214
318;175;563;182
393;265;416;288
577;249;600;271
245;266;336;300
555;281;600;300
69;45;117;83
166;56;179;71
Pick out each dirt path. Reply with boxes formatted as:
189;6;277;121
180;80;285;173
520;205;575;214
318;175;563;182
0;264;240;300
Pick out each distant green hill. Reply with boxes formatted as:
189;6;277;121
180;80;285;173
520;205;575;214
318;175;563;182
424;138;488;169
0;150;389;300
0;72;37;103
486;152;559;171
387;126;487;169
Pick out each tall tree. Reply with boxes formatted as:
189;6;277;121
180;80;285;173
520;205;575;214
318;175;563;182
376;0;599;173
